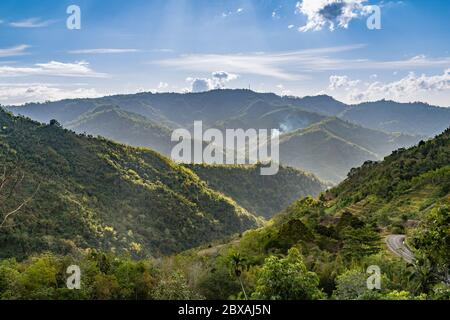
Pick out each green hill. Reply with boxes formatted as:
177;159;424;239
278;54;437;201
8;90;448;137
341;100;450;137
8;91;430;185
277;118;422;183
66;105;173;155
185;164;326;218
170;128;449;300
0;108;262;260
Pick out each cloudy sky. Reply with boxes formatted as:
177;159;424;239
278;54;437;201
0;0;449;106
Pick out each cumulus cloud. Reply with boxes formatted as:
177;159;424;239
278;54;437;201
187;71;238;93
190;78;212;93
0;84;101;105
329;75;360;90
296;0;372;32
329;69;450;103
0;61;107;78
158;82;169;90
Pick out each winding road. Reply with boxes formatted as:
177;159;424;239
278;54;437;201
385;235;415;263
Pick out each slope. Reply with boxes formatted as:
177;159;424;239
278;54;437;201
66;105;173;155
0;108;262;260
172;128;449;300
277;118;421;183
185;163;326;218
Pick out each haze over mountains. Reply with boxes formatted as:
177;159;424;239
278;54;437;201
6;89;449;182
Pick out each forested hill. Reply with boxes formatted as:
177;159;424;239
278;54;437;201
0;108;263;260
185;164;325;218
328;127;450;225
172;127;449;300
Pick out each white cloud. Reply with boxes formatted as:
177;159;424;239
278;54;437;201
10;18;56;28
296;0;372;32
0;61;107;78
329;75;360;90
158;82;169;90
288;24;295;29
0;45;30;58
190;78;212;93
276;84;292;96
329;69;450;103
69;48;141;54
187;71;239;92
157;45;450;81
0;84;101;105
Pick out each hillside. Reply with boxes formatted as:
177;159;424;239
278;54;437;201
66;105;173;155
185;164;325;218
8;91;441;184
277;118;421;183
327;127;450;226
341;100;450;136
170;128;449;300
0;108;263;260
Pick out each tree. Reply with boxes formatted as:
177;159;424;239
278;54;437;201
153;272;202;300
252;248;324;300
333;269;370;300
341;226;381;262
411;204;450;285
0;166;40;229
49;119;62;127
230;252;248;300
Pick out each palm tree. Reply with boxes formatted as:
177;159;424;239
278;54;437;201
408;255;436;294
230;252;248;300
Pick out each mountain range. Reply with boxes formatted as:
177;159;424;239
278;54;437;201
7;89;444;183
0;108;327;259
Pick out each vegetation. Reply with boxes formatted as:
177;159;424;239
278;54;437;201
0;101;448;300
159;129;449;300
278;118;420;183
186;163;325;218
8;90;429;184
0;108;262;260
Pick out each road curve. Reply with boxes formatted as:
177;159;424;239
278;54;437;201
385;235;415;263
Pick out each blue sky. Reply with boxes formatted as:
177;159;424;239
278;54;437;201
0;0;449;106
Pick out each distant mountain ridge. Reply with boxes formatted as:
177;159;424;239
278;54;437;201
6;89;445;183
7;89;449;136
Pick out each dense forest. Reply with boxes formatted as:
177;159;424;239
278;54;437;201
1;116;448;299
185;163;325;218
0;108;264;259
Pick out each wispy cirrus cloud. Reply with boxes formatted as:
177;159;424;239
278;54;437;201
156;45;450;81
156;45;365;80
0;45;30;58
69;48;141;54
0;61;107;78
9;17;57;28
